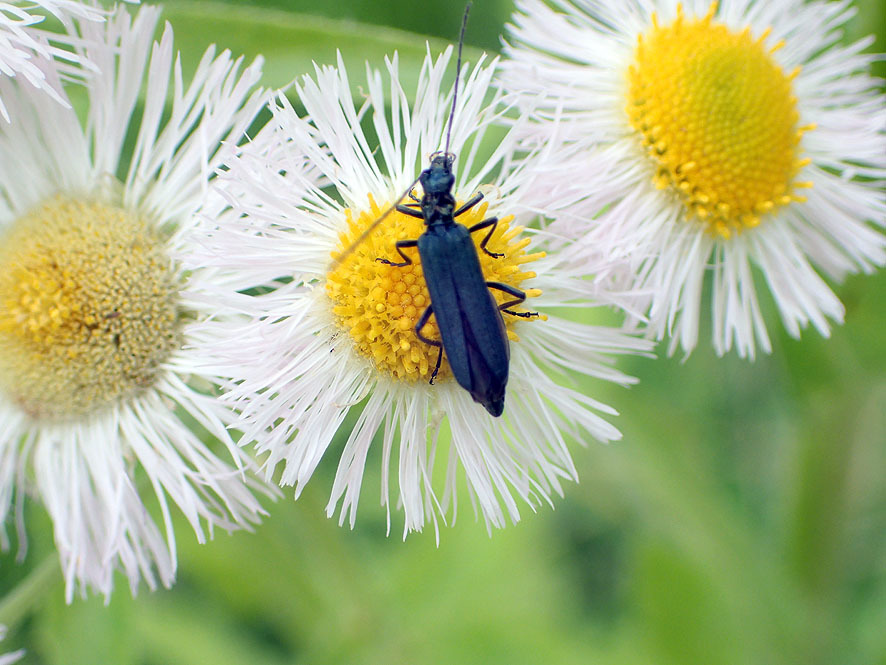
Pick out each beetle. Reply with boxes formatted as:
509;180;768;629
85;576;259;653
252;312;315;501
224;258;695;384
331;3;539;417
376;152;538;417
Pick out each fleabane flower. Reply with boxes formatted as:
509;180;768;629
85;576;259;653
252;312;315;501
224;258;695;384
0;1;113;120
501;0;886;357
0;6;271;600
189;49;651;537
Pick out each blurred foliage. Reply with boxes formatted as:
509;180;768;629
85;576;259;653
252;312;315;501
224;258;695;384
1;0;885;663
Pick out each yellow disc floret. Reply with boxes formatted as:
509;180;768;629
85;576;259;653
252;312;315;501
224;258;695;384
626;3;814;237
0;197;181;421
326;195;544;382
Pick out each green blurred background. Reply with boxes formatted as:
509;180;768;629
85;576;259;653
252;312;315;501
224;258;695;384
1;1;885;663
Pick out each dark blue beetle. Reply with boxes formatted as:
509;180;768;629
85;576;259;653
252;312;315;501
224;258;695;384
377;152;537;417
332;4;538;416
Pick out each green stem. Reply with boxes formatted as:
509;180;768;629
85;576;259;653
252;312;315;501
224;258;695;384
0;554;60;628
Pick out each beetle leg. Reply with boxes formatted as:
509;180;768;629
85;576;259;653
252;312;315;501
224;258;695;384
396;203;424;219
468;217;503;259
454;191;484;217
402;189;421;208
486;281;540;318
414;305;443;384
376;238;418;267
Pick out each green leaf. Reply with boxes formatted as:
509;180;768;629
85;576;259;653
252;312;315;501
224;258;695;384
162;1;487;94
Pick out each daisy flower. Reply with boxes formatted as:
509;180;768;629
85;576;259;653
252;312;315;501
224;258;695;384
0;1;112;120
189;49;651;537
501;0;886;358
0;6;271;600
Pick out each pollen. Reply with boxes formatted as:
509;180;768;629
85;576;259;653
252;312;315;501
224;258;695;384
0;197;182;421
626;3;813;237
326;195;544;382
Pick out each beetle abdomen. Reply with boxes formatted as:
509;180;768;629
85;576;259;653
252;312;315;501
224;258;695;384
418;225;510;416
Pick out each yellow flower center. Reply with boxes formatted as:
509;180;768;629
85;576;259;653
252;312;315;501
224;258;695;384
626;3;814;237
0;197;182;421
326;196;544;382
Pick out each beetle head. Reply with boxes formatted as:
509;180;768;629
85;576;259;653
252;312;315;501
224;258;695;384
420;152;456;196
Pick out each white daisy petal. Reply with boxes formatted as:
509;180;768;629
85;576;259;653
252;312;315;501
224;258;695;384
188;49;652;537
0;6;271;600
501;0;886;358
0;1;117;121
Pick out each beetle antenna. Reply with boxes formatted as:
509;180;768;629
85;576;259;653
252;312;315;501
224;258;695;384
332;6;472;270
329;175;422;269
444;3;471;157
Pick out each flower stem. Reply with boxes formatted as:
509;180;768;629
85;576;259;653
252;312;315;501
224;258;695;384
0;554;60;627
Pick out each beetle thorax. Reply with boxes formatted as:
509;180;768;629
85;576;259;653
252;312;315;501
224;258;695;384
421;192;456;227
